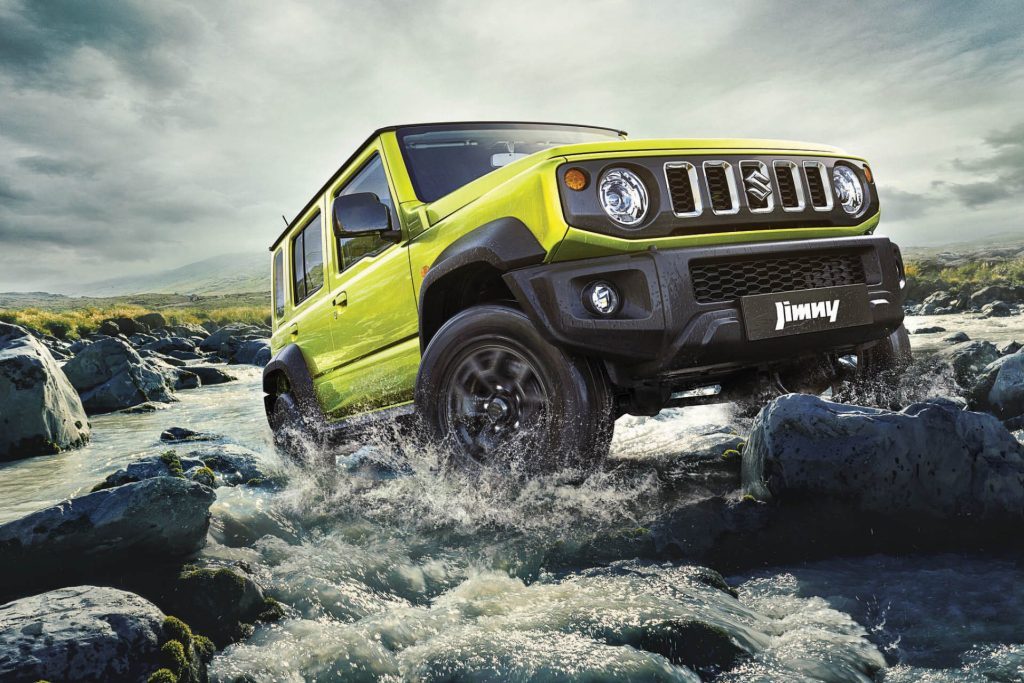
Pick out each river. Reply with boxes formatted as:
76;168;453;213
1;313;1022;681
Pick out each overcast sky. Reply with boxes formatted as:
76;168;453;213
1;0;1022;292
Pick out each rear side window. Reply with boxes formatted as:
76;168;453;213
335;155;396;272
291;213;323;304
273;249;285;321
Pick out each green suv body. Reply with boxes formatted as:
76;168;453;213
265;122;907;467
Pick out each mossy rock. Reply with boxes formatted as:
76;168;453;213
166;566;269;646
153;615;214;683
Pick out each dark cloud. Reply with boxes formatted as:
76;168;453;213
0;0;1022;291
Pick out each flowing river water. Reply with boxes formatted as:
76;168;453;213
1;313;1023;682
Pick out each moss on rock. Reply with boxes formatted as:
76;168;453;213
147;670;178;683
160;450;185;478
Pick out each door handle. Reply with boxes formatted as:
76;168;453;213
288;322;298;338
333;292;348;308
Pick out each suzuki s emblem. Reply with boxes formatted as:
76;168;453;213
744;168;772;202
775;299;840;331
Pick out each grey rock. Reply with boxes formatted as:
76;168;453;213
0;586;165;682
165;349;205;362
933;340;1000;386
161;426;221;443
141;336;196;355
96;453;204;489
1001;340;1023;356
190;364;237;385
910;325;946;335
199;323;264;353
164;323;207;337
920;290;954;315
62;338;175;414
980;300;1014;318
0;478;215;589
118;402;164;414
0;323;90;461
139;350;186;367
127;333;157;348
743;394;1024;519
185;444;268;486
971;285;1021;306
136;312;167;329
164;565;275;646
941;331;970;344
981;353;1024;421
231;339;271;366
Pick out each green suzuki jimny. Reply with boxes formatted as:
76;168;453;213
265;121;908;468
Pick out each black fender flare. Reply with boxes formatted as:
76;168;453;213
262;343;325;422
418;217;546;348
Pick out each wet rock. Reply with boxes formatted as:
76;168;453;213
184;444;268;486
162;565;280;646
973;352;1024;421
933;340;1000;386
161;426;221;443
230;339;271;367
980;300;1013;318
165;349;206;362
910;325;946;334
140;350;187;367
199;323;263;356
95;451;203;490
137;312;167;330
742;394;1024;519
1000;340;1022;356
0;477;215;594
0;586;166;682
0;323;90;461
62;337;175;414
189;364;237;385
147;356;200;391
119;402;164;414
941;331;970;344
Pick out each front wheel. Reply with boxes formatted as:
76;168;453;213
415;305;613;473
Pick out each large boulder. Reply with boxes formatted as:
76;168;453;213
0;477;215;595
142;336;197;355
230;339;271;366
980;300;1014;318
932;340;1000;387
972;352;1024;421
0;323;90;461
970;285;1022;307
0;586;167;682
62;337;175;413
743;394;1024;519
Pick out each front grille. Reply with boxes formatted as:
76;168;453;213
690;252;866;304
704;164;734;213
665;163;698;215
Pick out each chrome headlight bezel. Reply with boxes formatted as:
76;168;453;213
831;164;867;217
597;167;649;227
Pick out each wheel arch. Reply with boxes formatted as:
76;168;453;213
418;217;547;350
262;343;326;422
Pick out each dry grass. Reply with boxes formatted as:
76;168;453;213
904;257;1024;301
0;305;268;340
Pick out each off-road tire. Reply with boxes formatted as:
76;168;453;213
268;392;323;458
415;304;613;473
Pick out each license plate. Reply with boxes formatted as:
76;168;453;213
740;284;872;341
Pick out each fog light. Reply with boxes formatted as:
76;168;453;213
583;281;620;316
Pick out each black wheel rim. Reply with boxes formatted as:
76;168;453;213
440;343;549;464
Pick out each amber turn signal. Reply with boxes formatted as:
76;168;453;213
564;168;588;191
863;165;873;183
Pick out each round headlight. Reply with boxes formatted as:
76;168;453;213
598;168;648;226
832;165;866;216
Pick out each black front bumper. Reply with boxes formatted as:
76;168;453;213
503;235;905;385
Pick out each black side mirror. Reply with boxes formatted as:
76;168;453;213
332;193;401;243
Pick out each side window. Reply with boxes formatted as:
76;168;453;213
273;249;285;321
334;155;396;272
291;213;323;304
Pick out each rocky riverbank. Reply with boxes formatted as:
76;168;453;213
2;317;1024;680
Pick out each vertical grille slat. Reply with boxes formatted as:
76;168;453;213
665;163;699;216
803;162;833;211
773;161;805;210
705;166;732;212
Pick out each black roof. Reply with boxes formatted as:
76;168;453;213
268;121;626;251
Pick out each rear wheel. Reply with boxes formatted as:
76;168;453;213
415;304;613;473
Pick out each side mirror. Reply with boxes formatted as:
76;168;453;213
332;193;401;243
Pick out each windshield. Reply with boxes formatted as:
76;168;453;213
397;123;622;202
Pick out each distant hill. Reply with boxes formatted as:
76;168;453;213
72;252;268;297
